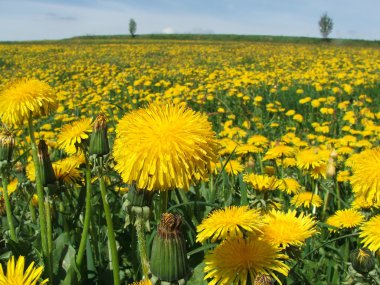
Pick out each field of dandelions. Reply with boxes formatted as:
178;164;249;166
0;39;380;285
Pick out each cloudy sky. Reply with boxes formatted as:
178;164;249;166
0;0;379;41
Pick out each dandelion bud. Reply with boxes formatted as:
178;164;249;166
89;113;110;156
247;155;255;168
38;139;56;187
0;129;15;163
329;149;338;159
326;157;336;178
254;274;273;285
350;248;375;274
150;213;190;283
31;194;39;207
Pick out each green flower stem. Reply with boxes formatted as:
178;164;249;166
1;175;17;241
322;190;330;219
99;174;120;285
159;190;169;218
335;180;341;210
44;193;53;279
136;213;150;280
76;160;93;268
27;117;52;283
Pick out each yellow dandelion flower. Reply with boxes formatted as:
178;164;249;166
309;163;327;180
296;148;328;171
204;236;289;285
337;170;350;182
281;157;297;168
113;103;219;191
325;215;341;232
0;79;57;126
262;210;318;248
247;135;268;147
196;206;264;243
57;118;93;154
53;158;82;185
218;159;244;176
291;191;323;208
278;177;301;195
243;173;279;192
350;148;380;203
326;209;364;230
359;215;380;252
0;256;48;285
263;144;294;161
0;178;18;196
352;194;380;209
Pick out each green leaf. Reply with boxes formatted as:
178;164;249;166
187;262;207;285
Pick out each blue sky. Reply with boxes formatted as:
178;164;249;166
0;0;379;41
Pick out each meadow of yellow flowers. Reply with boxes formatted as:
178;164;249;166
0;39;379;284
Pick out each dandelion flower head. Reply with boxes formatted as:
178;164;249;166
204;236;289;285
0;79;57;126
350;148;380;204
262;210;318;248
0;256;48;285
57;118;93;154
359;214;380;252
326;209;364;230
243;173;279;192
113;103;219;191
291;191;323;208
196;206;264;243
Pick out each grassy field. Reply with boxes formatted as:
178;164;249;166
0;35;379;284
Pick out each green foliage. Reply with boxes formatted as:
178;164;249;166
319;13;334;39
129;18;137;38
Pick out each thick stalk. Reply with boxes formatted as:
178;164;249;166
159;190;169;218
136;214;150;280
76;161;93;268
1;175;17;241
99;175;120;285
28;117;52;283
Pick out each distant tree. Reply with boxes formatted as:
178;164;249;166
129;18;137;38
319;13;333;40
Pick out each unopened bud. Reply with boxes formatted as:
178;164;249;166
150;213;190;283
38;140;56;186
89;113;110;156
326;157;336;177
0;129;15;163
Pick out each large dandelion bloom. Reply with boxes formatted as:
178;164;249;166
204;236;289;285
0;256;48;285
262;210;318;248
113;103;219;191
0;79;57;126
350;148;380;203
57;118;93;154
359;214;380;252
196;206;264;243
